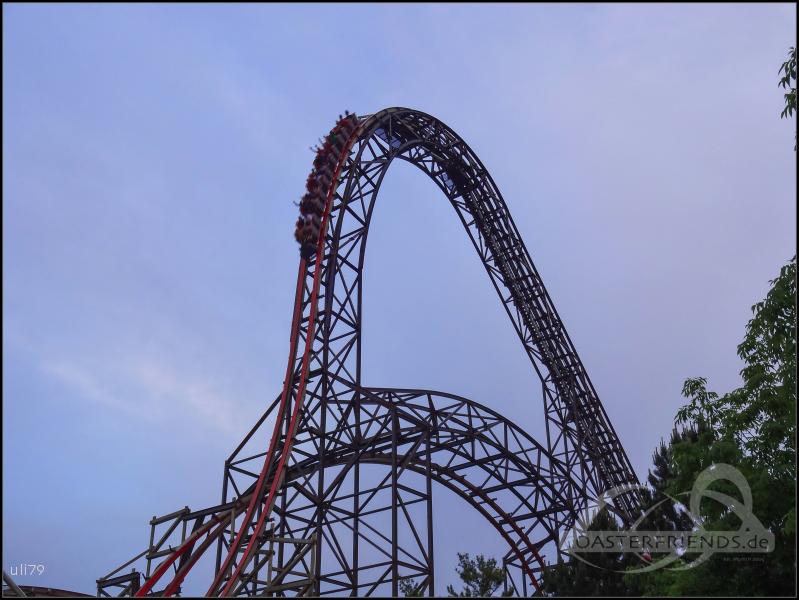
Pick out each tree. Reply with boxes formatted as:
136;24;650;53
676;257;796;483
639;257;797;596
779;46;796;148
399;577;424;597
637;427;698;534
540;509;635;597
446;553;510;597
544;256;796;597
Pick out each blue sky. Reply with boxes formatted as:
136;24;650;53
3;3;796;595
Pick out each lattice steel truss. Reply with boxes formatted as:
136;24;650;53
99;107;640;597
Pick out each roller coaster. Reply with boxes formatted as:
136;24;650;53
97;107;640;597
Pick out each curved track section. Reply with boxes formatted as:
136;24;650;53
222;383;575;596
112;107;639;597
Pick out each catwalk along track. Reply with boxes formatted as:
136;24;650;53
98;107;640;598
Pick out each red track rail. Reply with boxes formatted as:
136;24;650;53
134;115;362;598
134;515;229;596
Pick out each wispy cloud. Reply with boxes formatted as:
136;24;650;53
129;358;245;435
39;352;252;437
42;359;133;414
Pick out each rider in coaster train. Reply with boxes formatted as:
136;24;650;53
294;112;359;260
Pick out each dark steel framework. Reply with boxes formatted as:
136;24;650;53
98;107;639;597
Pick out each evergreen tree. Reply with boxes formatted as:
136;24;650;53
540;509;634;596
446;553;510;597
399;577;424;597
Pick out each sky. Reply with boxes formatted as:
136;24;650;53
3;2;796;595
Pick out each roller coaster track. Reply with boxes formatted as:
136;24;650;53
99;107;640;597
